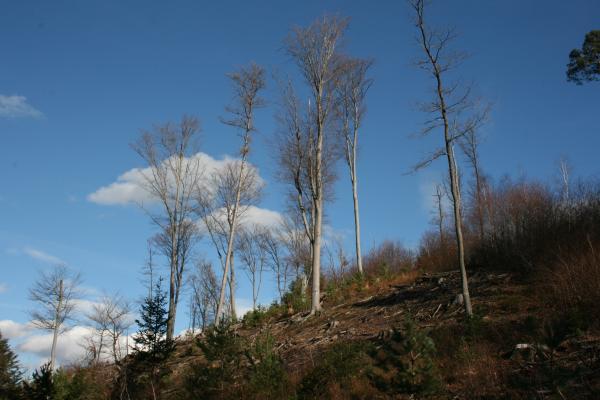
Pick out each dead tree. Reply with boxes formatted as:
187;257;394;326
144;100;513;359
132;115;203;340
285;16;347;313
460;125;490;242
410;0;487;317
29;264;81;370
209;63;265;325
196;163;263;322
236;225;267;310
557;156;572;204
337;57;373;275
188;260;219;331
87;294;132;365
258;224;293;301
275;82;315;258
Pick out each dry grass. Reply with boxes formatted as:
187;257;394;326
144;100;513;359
545;240;600;324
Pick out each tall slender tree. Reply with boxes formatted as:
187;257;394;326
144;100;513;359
337;56;373;275
212;63;266;324
285;15;348;314
132;115;203;340
410;0;486;317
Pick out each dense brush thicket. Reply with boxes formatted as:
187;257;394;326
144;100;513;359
417;177;600;325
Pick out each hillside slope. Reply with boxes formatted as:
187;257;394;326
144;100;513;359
163;270;600;399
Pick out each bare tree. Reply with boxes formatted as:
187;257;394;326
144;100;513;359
337;57;373;275
87;294;132;365
285;16;348;314
275;82;315;260
29;264;81;370
132;115;203;340
236;225;268;310
196;64;265;324
196;160;263;322
188;260;219;332
410;0;487;317
460;125;490;242
557;156;572;204
257;225;293;301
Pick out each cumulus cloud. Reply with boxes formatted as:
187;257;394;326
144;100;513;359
23;247;66;265
240;206;284;229
0;320;34;339
18;326;94;365
0;283;7;294
0;95;43;119
89;151;285;232
87;152;238;206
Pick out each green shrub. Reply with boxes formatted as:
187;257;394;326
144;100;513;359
281;278;309;314
298;341;372;399
242;306;269;328
23;363;55;400
243;331;290;399
185;323;244;399
463;313;486;341
371;317;440;395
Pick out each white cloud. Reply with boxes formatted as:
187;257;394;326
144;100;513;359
72;299;100;317
87;152;238;206
0;283;7;294
0;320;34;339
18;326;94;365
23;247;66;265
240;206;284;229
0;95;43;119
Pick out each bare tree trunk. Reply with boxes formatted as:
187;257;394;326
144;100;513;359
215;160;244;325
350;148;363;275
49;279;63;371
229;251;237;320
311;195;323;313
214;64;264;324
168;247;177;339
338;57;372;275
435;184;445;248
446;144;473;316
412;0;474;317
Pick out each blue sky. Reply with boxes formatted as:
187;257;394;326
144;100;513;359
1;0;598;370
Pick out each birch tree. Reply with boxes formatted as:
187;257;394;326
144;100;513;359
29;264;81;371
132;115;203;340
337;57;373;275
410;0;487;317
285;16;347;314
